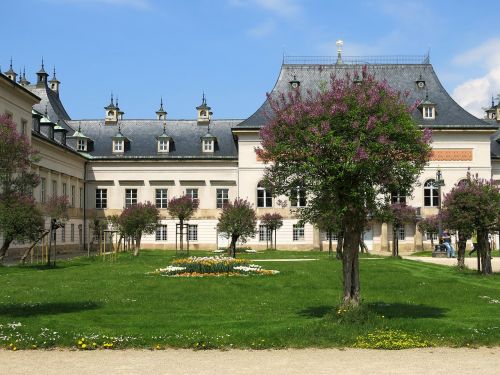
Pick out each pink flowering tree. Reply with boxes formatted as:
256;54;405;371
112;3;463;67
167;195;199;251
417;215;439;249
0;115;42;261
217;198;257;258
376;203;417;256
260;212;283;250
118;202;160;256
441;176;500;273
258;67;431;307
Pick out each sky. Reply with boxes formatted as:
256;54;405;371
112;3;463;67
2;0;499;120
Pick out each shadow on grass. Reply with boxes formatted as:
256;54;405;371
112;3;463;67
366;302;448;319
298;305;334;318
298;302;448;320
0;301;102;317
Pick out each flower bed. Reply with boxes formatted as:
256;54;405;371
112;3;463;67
150;256;279;277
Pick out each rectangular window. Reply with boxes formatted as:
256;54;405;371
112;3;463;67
188;225;198;241
203;139;213;152
62;183;67;198
125;188;137;208
186;188;198;200
21;119;27;135
257;186;272;208
52;180;57;196
79;187;83;208
95;189;107;209
77;139;87;151
293;224;305;241
155;189;168;208
325;232;338;241
71;185;75;207
113;140;123;152
398;227;406;241
61;226;66;242
216;188;229;209
158;139;169;152
391;192;406;204
425;232;438;241
259;225;271;242
155;225;168;241
40;178;46;203
71;223;75;242
290;188;307;207
423;106;434;119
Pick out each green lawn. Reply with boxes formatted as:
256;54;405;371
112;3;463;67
0;250;499;349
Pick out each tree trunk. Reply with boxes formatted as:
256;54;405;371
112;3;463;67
478;230;492;275
133;233;141;256
328;230;333;257
230;235;238;258
342;217;362;307
336;231;344;260
270;228;273;250
392;225;398;257
179;219;184;251
0;236;13;263
457;233;467;269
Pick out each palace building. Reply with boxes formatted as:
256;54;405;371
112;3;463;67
1;52;499;255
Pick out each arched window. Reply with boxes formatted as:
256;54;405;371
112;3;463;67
200;110;206;117
257;182;272;208
457;179;469;187
391;191;406;204
424;179;439;207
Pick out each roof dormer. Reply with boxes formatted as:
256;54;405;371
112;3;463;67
53;120;68;146
419;93;436;120
196;93;212;125
201;128;216;153
157;122;171;153
69;123;93;152
156;97;167;120
112;125;128;153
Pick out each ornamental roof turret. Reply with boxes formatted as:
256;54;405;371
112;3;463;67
49;67;61;94
105;93;116;110
156;97;167;120
19;68;30;86
36;58;49;88
196;93;212;125
4;58;17;81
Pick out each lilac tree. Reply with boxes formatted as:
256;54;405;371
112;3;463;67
217;198;257;258
260;212;283;250
417;215;439;250
118;202;160;256
441;177;500;273
377;203;417;256
0;115;42;261
167;195;199;251
259;67;431;306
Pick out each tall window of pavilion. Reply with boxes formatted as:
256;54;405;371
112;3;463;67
257;182;272;208
424;179;439;207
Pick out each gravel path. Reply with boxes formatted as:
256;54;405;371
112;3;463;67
1;348;499;374
403;256;500;272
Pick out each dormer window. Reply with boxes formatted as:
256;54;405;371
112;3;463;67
77;139;87;151
158;138;170;153
423;106;435;119
202;139;214;153
113;139;124;153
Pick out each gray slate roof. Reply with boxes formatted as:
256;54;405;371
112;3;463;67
238;63;495;129
66;119;241;159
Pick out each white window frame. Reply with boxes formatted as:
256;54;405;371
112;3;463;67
79;187;83;209
61;226;66;242
155;225;168;241
155;188;168;209
424;179;439;207
40;178;46;203
391;191;406;204
423;106;435;119
52;180;58;196
95;189;107;209
325;232;338;241
202;139;214;153
290;187;307;207
62;183;67;198
157;139;169;153
113;140;124;153
186;188;198;200
293;224;305;241
259;225;271;242
71;185;75;207
257;183;272;208
425;232;438;241
397;227;406;241
125;188;138;208
188;224;198;241
77;139;87;151
216;188;229;209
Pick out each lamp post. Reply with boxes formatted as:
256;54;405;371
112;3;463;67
435;169;445;249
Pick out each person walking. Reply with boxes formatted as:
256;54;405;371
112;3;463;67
442;229;456;258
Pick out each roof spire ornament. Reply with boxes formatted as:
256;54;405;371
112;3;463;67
336;40;343;65
156;97;167;120
5;57;17;81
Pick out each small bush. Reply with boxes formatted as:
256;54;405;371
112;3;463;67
354;329;433;349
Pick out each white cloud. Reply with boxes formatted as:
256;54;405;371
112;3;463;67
247;19;276;38
452;38;500;117
46;0;152;10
